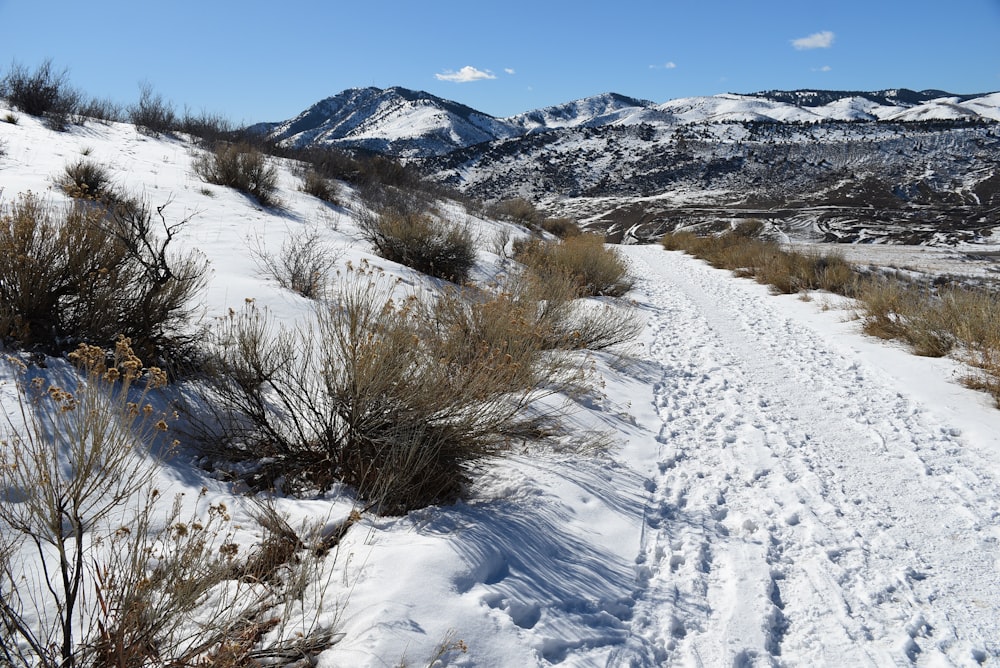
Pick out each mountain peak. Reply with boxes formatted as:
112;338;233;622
266;86;513;156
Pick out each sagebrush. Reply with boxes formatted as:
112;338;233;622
128;82;176;136
516;234;634;298
193;142;280;207
0;60;79;130
357;199;476;284
0;193;206;356
196;262;591;513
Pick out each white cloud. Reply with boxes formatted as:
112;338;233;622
504;68;516;75
650;61;677;70
816;65;833;72
792;30;835;50
435;66;496;83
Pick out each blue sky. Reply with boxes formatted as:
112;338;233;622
1;0;998;123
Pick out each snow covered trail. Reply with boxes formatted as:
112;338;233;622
612;245;1000;667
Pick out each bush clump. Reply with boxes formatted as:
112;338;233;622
0;341;340;667
76;96;124;124
0;192;206;356
300;169;341;204
198;262;589;514
488;197;543;227
193;142;280;207
178;109;234;144
516;234;634;298
0;60;80;130
128;82;177;136
250;223;342;300
59;158;114;200
539;216;582;238
357;200;476;284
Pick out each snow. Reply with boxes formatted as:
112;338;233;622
3;109;1000;666
266;88;1000;162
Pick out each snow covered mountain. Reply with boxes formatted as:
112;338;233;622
504;92;657;133
258;87;1000;244
261;87;1000;158
259;86;519;156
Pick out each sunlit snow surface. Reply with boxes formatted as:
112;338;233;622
2;109;1000;667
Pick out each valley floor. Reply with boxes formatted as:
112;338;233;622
329;245;1000;667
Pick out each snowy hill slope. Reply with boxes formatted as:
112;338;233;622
3;107;1000;666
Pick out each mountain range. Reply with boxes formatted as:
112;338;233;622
258;87;1000;245
258;86;1000;158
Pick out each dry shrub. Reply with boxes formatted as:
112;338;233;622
77;96;124;124
60;158;114;200
250;223;342;299
0;342;343;666
539;217;582;238
0;193;206;355
496;269;642;351
179;109;234;143
197;262;589;514
516;234;634;298
128;82;176;136
0;339;169;667
0;59;80;130
488;197;542;227
300;170;340;204
357;204;476;284
193;142;280;207
659;230;701;252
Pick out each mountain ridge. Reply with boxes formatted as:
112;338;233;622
259;86;1000;158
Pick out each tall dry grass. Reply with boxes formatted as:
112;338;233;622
661;222;856;296
661;223;1000;405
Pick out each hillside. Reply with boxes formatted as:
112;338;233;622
427;117;1000;244
3;100;1000;666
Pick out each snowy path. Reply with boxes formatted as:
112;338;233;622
609;245;1000;667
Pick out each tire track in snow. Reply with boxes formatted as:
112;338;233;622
612;245;1000;667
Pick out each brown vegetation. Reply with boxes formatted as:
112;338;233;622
661;222;1000;405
